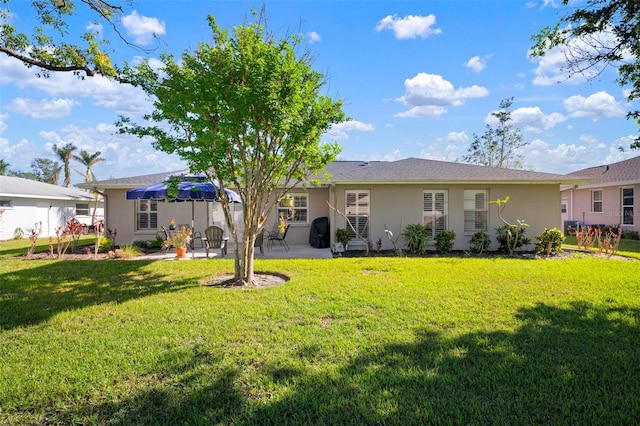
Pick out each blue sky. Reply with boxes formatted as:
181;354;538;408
1;0;638;187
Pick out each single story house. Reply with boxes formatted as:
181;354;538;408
80;158;587;252
0;175;104;240
562;155;639;233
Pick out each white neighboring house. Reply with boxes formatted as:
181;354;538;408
0;176;104;240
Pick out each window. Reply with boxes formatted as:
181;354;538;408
277;193;308;224
423;190;447;236
76;203;90;216
591;190;603;213
464;189;488;233
345;190;370;239
622;188;634;225
0;199;12;208
561;203;567;214
136;199;158;230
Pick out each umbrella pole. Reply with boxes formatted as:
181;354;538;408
192;201;195;259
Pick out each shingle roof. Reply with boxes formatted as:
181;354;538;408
76;170;188;189
565;155;640;185
0;176;97;200
85;158;587;189
324;158;582;184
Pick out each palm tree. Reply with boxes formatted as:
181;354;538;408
0;159;9;175
53;143;77;187
74;150;105;183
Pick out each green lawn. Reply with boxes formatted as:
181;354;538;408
1;255;639;425
563;235;640;260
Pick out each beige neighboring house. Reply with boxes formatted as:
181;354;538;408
562;156;639;233
0;175;104;240
80;158;587;252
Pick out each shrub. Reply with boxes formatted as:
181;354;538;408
335;228;351;248
468;231;491;254
402;224;429;255
149;233;165;249
434;230;456;254
98;237;112;253
535;227;565;255
623;230;640;240
13;227;24;240
495;225;530;253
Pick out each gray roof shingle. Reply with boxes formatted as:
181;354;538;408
84;158;587;189
565;155;640;185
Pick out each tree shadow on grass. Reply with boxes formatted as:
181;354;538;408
54;301;640;425
0;260;193;330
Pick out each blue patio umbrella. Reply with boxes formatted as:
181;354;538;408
126;174;241;257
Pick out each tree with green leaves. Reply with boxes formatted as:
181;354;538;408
530;0;640;148
53;142;77;187
464;97;527;169
118;13;345;285
0;0;152;78
74;149;104;183
0;159;9;175
8;158;61;183
31;158;61;184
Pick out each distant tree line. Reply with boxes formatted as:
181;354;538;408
0;143;104;187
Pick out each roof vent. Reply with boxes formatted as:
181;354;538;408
602;165;609;174
360;161;369;166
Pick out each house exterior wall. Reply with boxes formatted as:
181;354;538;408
108;186;332;247
0;197;103;240
561;184;639;232
330;183;561;251
106;182;560;252
104;188;213;245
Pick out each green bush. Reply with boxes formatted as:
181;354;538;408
13;227;25;240
434;230;456;254
469;231;491;254
335;228;351;248
402;224;429;255
98;237;112;253
535;227;565;255
623;230;640;240
495;225;531;253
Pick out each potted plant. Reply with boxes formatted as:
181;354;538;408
335;228;351;251
162;226;192;258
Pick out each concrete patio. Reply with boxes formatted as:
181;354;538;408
136;243;333;260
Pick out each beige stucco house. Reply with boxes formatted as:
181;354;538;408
562;155;639;233
80;158;587;251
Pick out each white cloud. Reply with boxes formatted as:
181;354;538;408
375;14;441;40
0;54;151;116
465;55;492;73
563;91;626;120
396;73;488;117
485;106;566;133
121;11;166;45
445;131;469;144
326;120;375;139
306;31;321;43
530;28;628;86
7;97;79;118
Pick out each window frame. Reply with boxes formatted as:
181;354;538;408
135;199;158;231
591;189;603;213
463;189;488;234
345;189;370;240
622;187;634;226
423;190;448;237
0;199;12;208
75;203;90;216
277;193;309;225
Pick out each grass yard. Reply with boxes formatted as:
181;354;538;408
1;254;639;425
